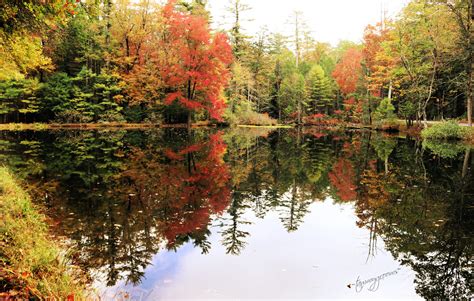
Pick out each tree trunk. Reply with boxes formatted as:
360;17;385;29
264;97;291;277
422;105;428;129
297;99;302;125
187;110;192;129
467;0;472;126
422;60;437;129
294;12;301;67
105;0;112;69
296;127;301;146
388;80;393;101
468;52;472;126
366;88;372;125
462;148;470;179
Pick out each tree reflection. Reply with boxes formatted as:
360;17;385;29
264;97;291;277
352;135;473;299
0;129;471;298
220;191;251;255
329;141;357;202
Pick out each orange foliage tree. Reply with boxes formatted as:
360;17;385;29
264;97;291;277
362;22;397;97
332;47;363;96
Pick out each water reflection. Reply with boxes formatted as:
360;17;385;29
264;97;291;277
0;129;472;299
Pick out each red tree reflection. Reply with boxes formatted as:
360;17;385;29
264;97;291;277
121;132;231;250
160;133;231;248
329;158;357;202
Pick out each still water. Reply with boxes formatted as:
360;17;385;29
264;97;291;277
0;128;472;300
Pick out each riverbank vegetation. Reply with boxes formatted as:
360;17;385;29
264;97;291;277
0;167;86;299
0;0;472;128
421;121;474;141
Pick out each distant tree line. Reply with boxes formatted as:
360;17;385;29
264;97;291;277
0;0;471;126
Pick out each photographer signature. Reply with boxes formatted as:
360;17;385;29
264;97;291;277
347;268;401;293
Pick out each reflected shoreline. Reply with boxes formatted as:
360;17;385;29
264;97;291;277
0;128;472;299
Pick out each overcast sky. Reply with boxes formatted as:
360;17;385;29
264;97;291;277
207;0;409;46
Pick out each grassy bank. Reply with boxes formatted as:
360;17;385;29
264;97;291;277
0;167;86;299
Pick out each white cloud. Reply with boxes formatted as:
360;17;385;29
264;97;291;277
208;0;409;46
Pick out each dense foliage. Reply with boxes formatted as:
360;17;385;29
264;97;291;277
0;0;471;126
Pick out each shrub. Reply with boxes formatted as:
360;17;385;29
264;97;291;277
98;111;126;123
223;109;238;125
421;121;469;140
303;114;340;126
225;109;277;126
237;111;277;126
303;113;326;125
54;109;93;123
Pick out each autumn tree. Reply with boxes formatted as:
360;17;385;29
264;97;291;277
111;0;158;72
0;0;76;80
332;47;363;96
227;61;254;113
362;21;396;99
158;0;233;126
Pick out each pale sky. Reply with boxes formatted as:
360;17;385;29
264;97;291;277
208;0;409;46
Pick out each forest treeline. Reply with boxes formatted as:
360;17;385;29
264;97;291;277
0;0;472;126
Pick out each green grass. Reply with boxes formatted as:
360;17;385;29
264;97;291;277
0;167;86;299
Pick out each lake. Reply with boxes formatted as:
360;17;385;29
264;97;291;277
0;128;472;300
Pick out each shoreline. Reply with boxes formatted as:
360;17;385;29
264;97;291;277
0;167;87;299
0;121;472;144
0;122;294;131
0;121;406;131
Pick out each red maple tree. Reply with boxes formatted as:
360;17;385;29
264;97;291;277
332;47;363;96
159;0;233;124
